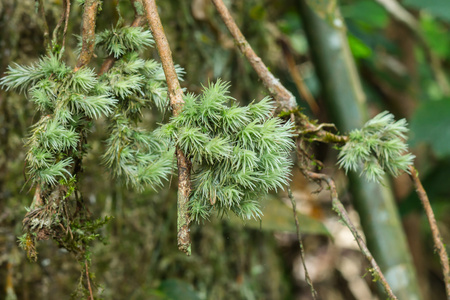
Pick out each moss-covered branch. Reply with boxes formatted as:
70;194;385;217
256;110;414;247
142;0;192;255
75;0;100;71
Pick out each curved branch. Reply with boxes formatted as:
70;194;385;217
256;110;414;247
142;0;192;255
302;169;398;300
409;166;450;298
288;187;318;299
37;0;50;49
211;0;296;112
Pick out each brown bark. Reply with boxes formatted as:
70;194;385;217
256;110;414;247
75;0;100;71
142;0;191;255
211;0;296;112
303;169;398;300
409;166;450;298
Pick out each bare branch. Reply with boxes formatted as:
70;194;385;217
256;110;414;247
302;169;398;300
52;0;66;44
278;38;319;116
62;0;71;49
211;0;296;112
36;0;50;49
85;259;94;300
51;0;71;49
409;165;450;298
211;0;347;143
142;0;192;255
288;187;318;299
75;0;100;71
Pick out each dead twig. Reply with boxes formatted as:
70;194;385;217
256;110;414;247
36;0;50;49
142;0;192;255
295;111;349;144
52;0;66;44
288;187;318;299
85;259;94;300
409;165;450;298
52;0;71;49
75;0;100;71
211;0;347;143
302;169;398;300
278;38;319;116
62;0;71;49
211;0;296;112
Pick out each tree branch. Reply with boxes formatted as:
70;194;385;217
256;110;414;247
288;187;318;299
142;0;192;255
75;0;100;71
85;259;94;300
62;0;71;49
211;0;296;112
211;0;345;143
278;37;319;116
302;169;398;300
36;0;50;49
52;0;71;50
409;165;450;298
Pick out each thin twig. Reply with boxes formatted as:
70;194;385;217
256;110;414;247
142;0;192;255
409;165;450;298
75;0;100;71
211;0;347;144
85;259;94;300
52;0;67;44
278;38;319;116
302;169;398;300
51;0;71;49
98;0;146;76
211;0;296;112
295;111;349;144
288;187;318;299
62;0;71;49
373;0;450;96
36;0;50;49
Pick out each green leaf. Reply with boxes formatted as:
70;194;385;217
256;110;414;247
347;34;372;59
341;0;389;29
403;0;450;22
157;279;201;300
410;99;450;158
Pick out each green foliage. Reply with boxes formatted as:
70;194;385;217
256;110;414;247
0;54;71;93
96;25;154;58
162;80;295;222
100;52;182;190
338;111;415;182
403;0;450;22
410;99;450;158
0;21;178;277
1;55;118;187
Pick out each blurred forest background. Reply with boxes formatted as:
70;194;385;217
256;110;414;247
1;0;450;299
